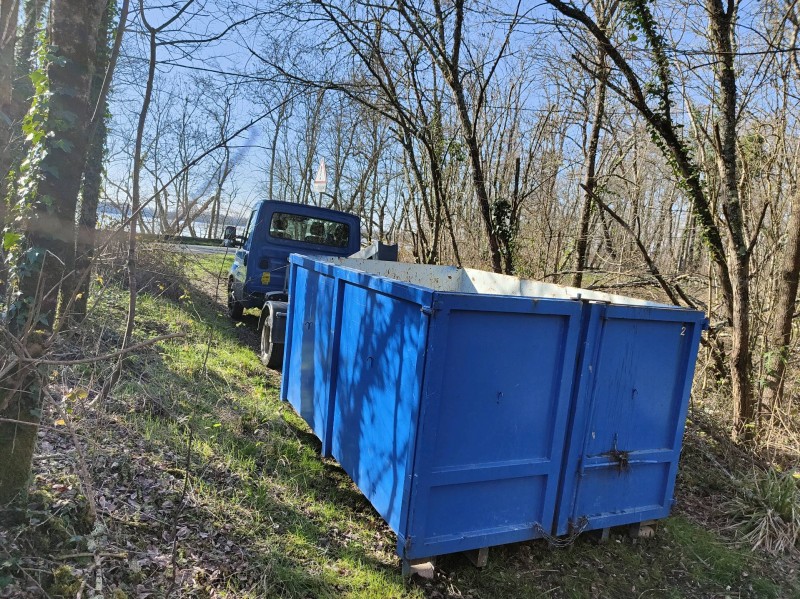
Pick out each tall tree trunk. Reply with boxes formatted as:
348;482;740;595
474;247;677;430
15;1;101;324
101;1;160;398
0;0;17;177
268;101;288;201
127;26;157;338
761;190;800;410
574;51;607;288
2;0;102;511
0;0;21;515
0;0;19;298
71;109;107;318
707;0;754;437
761;10;800;412
11;0;45;119
448;80;503;273
68;0;115;320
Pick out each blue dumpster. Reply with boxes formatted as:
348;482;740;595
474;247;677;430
280;256;705;566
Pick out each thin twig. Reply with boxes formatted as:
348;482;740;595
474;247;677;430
94;552;103;595
167;426;193;596
21;332;185;365
0;545;54;599
580;183;697;309
55;551;128;560
0;356;20;384
89;0;130;129
0;417;85;435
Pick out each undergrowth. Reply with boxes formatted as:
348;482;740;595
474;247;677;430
725;468;800;554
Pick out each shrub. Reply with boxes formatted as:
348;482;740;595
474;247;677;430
725;467;800;554
98;236;190;301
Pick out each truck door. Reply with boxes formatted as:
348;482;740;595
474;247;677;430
230;210;256;298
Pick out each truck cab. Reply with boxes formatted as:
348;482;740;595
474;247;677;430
225;200;361;367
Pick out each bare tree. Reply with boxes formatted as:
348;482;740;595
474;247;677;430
393;0;524;273
572;1;615;288
751;0;800;414
541;0;768;437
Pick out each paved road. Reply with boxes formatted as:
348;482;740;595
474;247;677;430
180;243;234;255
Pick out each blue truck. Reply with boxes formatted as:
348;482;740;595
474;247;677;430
224;200;361;368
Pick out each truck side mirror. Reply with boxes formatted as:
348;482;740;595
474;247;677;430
222;225;238;247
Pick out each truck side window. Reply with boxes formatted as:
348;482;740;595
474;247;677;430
269;212;350;248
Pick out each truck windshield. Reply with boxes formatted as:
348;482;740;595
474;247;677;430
269;212;351;248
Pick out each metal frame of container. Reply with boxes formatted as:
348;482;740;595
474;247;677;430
280;255;706;569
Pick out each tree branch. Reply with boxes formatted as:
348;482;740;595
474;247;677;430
20;332;186;365
581;183;697;308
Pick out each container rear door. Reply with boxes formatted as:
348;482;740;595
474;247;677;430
403;295;583;560
555;304;704;535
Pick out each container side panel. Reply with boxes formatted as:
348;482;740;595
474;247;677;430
284;266;336;441
425;476;547;539
431;310;567;466
406;299;582;559
332;283;427;533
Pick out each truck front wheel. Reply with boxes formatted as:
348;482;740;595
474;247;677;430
260;315;283;369
227;279;244;320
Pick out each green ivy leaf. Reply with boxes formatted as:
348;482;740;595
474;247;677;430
41;162;60;179
29;70;46;87
2;231;21;251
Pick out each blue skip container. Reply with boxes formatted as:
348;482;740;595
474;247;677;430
280;256;705;568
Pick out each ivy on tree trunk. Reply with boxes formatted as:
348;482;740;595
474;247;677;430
1;0;104;512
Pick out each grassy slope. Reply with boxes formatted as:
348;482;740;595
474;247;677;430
2;253;798;598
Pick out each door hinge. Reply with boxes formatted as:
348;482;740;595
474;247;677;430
421;300;441;316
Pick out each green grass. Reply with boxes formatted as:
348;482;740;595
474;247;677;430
420;515;789;599
47;252;798;598
81;265;416;597
666;516;790;598
187;252;234;281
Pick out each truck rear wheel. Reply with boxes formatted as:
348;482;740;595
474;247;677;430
260;316;283;369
